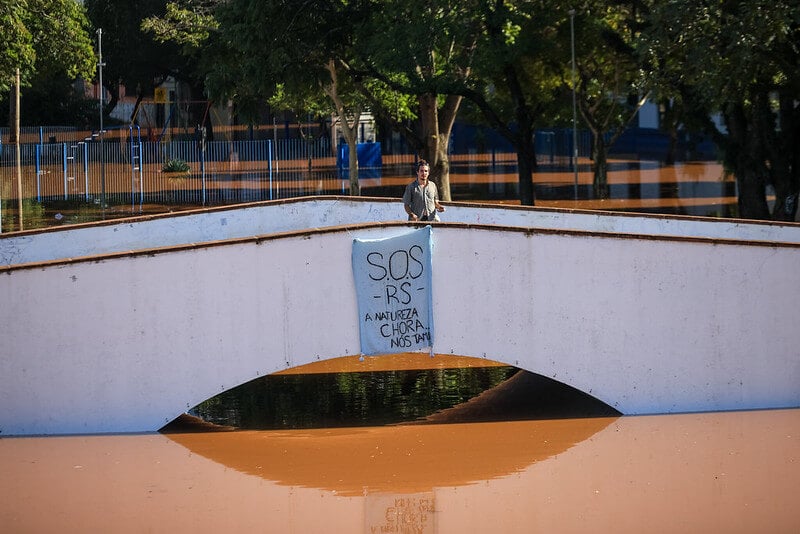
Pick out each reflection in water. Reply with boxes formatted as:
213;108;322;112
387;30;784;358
184;364;620;430
2;410;798;532
188;366;519;429
165;418;617;496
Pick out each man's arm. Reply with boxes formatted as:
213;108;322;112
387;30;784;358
433;186;445;212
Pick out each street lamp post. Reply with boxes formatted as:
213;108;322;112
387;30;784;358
569;9;578;200
97;28;106;211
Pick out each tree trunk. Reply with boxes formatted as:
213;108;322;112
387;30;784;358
771;181;798;222
736;169;770;220
347;139;360;196
723;102;770;220
659;98;680;165
323;60;361;196
766;92;800;221
434;95;462;202
417;93;453;201
516;144;536;206
665;125;678;166
104;81;119;122
505;64;538;206
129;93;144;125
591;131;610;199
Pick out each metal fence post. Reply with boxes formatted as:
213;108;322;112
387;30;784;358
268;139;273;201
83;142;89;202
35;143;41;202
62;143;68;200
200;136;206;206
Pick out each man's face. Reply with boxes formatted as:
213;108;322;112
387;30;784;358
417;165;430;184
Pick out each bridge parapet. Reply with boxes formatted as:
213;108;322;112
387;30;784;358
2;196;800;268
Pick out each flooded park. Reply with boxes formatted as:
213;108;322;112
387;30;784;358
1;156;799;532
3;0;798;528
1;152;741;231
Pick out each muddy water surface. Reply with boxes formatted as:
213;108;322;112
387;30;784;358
2;409;798;533
5;160;744;231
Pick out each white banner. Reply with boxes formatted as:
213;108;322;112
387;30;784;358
352;226;434;356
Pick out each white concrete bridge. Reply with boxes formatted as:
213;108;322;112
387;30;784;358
1;197;799;435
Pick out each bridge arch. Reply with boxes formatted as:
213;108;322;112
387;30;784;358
2;214;799;435
174;353;622;430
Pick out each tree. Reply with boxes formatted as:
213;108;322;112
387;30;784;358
0;0;95;89
0;1;34;94
444;1;565;206
643;0;800;220
352;0;484;202
85;0;186;125
1;0;95;135
323;60;366;195
174;0;482;200
143;0;375;194
568;3;649;199
199;0;372;195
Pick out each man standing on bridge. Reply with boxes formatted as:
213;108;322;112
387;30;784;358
403;159;446;222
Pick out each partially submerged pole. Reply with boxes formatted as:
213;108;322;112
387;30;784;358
15;68;23;231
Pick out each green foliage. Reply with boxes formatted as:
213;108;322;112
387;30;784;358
141;1;219;48
201;0;364;120
0;0;95;92
642;0;799;108
641;0;800;219
85;0;186;99
6;0;797;216
0;1;35;91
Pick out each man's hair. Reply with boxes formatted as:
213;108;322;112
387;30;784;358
416;159;430;171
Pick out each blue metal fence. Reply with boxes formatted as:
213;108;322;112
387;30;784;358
1;129;589;206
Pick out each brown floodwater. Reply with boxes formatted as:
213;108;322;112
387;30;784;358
4;160;748;232
2;409;797;533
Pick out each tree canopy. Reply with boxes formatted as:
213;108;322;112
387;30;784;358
6;0;799;219
641;0;800;220
1;0;96;132
85;0;188;121
0;0;95;91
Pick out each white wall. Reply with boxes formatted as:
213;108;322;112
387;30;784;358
1;222;798;435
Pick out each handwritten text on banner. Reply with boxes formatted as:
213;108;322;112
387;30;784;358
352;226;434;356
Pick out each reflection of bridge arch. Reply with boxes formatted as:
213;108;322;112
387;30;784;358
1;200;799;435
165;416;617;496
